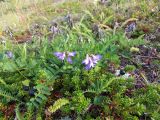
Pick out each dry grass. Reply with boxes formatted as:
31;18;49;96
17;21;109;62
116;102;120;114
0;0;88;34
0;0;65;31
0;0;159;35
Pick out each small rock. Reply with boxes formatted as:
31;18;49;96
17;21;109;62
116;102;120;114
120;69;125;75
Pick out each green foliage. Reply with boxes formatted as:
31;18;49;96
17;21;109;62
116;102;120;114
0;84;19;102
15;104;23;120
28;84;51;108
48;98;69;113
71;91;91;114
124;65;136;72
86;77;115;95
0;30;159;119
22;79;30;86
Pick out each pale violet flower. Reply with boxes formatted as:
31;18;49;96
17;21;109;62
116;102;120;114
68;52;76;57
6;51;13;59
82;54;102;70
66;51;76;64
125;22;136;32
54;52;66;60
54;51;76;64
91;54;102;63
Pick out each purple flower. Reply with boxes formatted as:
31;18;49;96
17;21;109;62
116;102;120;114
6;51;13;59
68;52;76;57
82;54;95;70
66;52;76;64
82;54;102;70
125;22;136;32
66;57;72;64
82;54;90;65
91;54;102;63
54;51;76;64
54;52;66;60
50;25;59;34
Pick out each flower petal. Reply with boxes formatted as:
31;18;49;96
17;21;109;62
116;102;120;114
68;52;76;57
67;57;72;64
92;54;102;62
82;54;90;65
88;58;95;68
6;51;13;59
83;54;97;70
85;64;91;70
54;52;66;60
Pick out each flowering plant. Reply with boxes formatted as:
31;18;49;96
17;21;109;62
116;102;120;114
82;54;102;70
54;51;76;64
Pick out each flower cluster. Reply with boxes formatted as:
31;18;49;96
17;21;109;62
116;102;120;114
82;54;102;70
54;52;76;64
54;52;102;70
